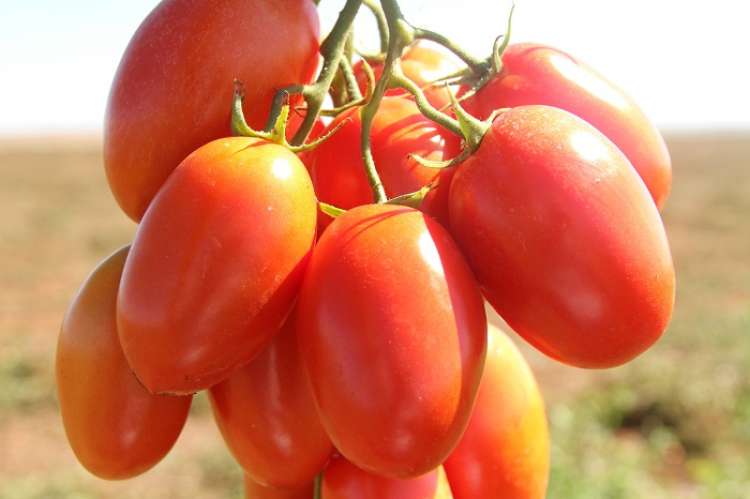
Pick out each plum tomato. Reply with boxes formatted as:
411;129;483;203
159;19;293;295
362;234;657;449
117;137;317;394
296;204;487;478
449;106;675;368
56;246;192;480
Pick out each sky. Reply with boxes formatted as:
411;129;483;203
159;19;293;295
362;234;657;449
0;0;748;135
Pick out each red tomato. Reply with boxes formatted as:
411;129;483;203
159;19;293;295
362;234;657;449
304;96;451;227
449;106;675;368
244;475;313;499
104;0;320;222
117;137;317;394
209;311;332;488
296;204;487;478
322;458;453;499
56;247;192;480
463;43;671;207
355;42;460;109
444;325;549;499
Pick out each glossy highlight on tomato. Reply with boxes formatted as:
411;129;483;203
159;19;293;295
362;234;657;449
117;137;317;394
296;204;487;478
449;106;675;368
323;457;453;499
56;247;192;480
210;311;332;488
304;96;451;227
105;0;320;221
463;43;672;207
444;325;549;499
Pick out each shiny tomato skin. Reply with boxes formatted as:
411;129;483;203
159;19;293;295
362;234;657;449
449;106;675;368
105;0;320;222
322;458;453;499
355;42;460;109
305;97;450;227
463;43;671;207
244;475;313;499
56;247;192;480
118;137;317;394
444;325;549;499
209;311;332;488
297;204;487;478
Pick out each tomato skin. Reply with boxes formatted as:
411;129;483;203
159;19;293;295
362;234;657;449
450;106;675;368
244;475;313;499
104;0;320;222
305;97;451;227
117;137;317;394
209;311;332;488
355;42;460;109
463;43;671;207
297;204;487;478
322;458;453;499
444;325;549;499
56;247;192;480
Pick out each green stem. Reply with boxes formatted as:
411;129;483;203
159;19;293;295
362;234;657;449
412;27;486;73
363;0;389;54
390;69;462;137
314;474;323;499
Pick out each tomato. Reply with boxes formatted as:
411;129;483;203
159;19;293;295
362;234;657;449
304;96;451;227
209;311;332;488
322;458;453;499
117;137;317;394
444;325;549;499
463;43;671;207
296;204;486;478
244;475;313;499
104;0;320;222
355;42;460;109
449;106;675;368
56;247;192;480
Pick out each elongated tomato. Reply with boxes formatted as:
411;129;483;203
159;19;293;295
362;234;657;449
244;475;313;499
463;43;671;207
444;325;549;499
56;247;192;480
450;106;675;368
297;204;486;478
210;311;332;488
304;97;451;227
105;0;320;221
118;137;317;394
323;458;453;499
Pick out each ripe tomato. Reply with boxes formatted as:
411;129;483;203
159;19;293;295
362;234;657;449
244;475;313;499
355;42;460;109
304;96;451;227
322;458;453;499
296;204;487;478
117;137;317;394
463;43;671;207
56;247;192;480
450;106;675;368
104;0;320;222
444;325;549;499
210;311;332;488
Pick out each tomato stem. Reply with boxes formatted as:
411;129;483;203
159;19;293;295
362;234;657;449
313;473;323;499
363;0;389;54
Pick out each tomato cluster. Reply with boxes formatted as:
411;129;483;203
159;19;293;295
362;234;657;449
57;1;675;498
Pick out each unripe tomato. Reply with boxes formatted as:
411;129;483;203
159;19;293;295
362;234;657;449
304;97;451;227
56;247;192;480
322;458;453;499
105;0;320;221
210;311;332;488
297;204;487;478
354;42;461;109
463;43;671;207
450;106;675;368
444;325;549;499
118;137;317;394
244;475;313;499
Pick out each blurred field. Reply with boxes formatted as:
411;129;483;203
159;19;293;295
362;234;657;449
0;132;748;498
